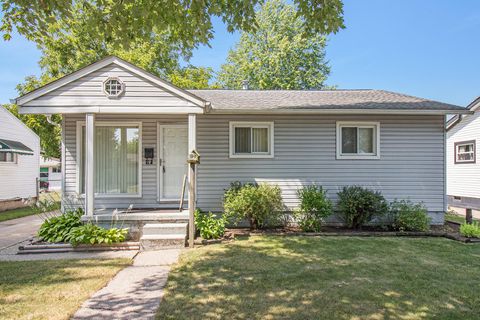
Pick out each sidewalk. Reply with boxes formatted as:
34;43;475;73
73;249;182;320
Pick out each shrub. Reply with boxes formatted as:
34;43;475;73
38;209;83;243
194;210;226;239
295;185;333;232
389;200;431;232
223;181;284;229
337;186;388;229
460;222;480;238
69;223;128;245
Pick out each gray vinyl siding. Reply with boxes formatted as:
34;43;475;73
63;113;445;223
25;63;196;107
196;114;445;223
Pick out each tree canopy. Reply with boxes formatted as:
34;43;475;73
1;0;345;49
217;0;332;90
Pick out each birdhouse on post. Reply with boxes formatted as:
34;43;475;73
187;149;200;248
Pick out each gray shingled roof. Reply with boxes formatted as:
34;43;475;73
188;89;465;112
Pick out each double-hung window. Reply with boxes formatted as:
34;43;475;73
0;152;16;163
229;122;274;158
455;140;475;164
336;122;380;159
77;122;142;196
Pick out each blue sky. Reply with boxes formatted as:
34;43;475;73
0;0;479;106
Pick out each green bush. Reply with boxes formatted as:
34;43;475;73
38;209;83;243
337;186;388;229
194;210;226;239
460;222;480;238
389;200;431;232
223;182;284;229
295;185;333;232
69;223;128;245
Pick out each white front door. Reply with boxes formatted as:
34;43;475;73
158;124;188;201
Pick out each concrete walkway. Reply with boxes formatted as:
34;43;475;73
0;214;43;249
73;249;182;320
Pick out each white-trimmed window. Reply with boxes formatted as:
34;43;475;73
229;122;274;158
455;140;476;164
336;122;380;159
0;152;17;163
103;77;124;98
77;122;142;197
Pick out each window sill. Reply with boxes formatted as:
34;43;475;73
336;154;380;160
229;154;274;159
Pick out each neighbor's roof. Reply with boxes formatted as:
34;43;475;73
189;89;467;113
446;96;480;130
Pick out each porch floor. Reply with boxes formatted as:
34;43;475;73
82;209;189;222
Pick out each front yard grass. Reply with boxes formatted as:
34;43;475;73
157;236;480;319
0;258;131;320
0;207;37;222
445;212;479;224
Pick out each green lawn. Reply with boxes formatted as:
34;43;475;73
0;207;37;222
0;258;130;320
0;192;61;222
157;236;480;320
445;212;479;224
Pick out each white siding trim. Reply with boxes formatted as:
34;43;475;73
76;120;143;199
336;121;381;160
229;121;274;158
19;106;204;114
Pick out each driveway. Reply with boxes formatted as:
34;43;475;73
0;214;43;249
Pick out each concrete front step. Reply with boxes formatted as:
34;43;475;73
142;223;188;236
140;234;186;250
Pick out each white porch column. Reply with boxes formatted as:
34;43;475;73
85;113;95;216
188;113;197;247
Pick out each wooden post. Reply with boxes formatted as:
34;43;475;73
188;113;197;248
188;163;196;247
466;208;473;224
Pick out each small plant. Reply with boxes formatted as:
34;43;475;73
194;210;226;239
295;185;333;232
389;200;431;232
68;223;128;245
460;222;480;238
337;186;388;229
223;181;284;229
38;209;83;243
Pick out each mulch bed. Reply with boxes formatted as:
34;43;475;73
195;223;480;245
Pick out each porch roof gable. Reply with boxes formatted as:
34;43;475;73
14;56;207;114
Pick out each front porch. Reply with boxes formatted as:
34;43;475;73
83;208;190;249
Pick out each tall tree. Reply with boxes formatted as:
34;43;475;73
1;0;345;48
217;0;332;90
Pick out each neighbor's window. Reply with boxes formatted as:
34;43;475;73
229;122;274;158
103;77;124;97
52;166;61;173
337;122;380;159
455;140;475;164
0;152;16;163
79;123;141;195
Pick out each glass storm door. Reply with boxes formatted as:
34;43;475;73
158;125;188;201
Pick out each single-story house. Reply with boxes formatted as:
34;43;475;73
446;97;480;217
40;156;62;191
0;106;40;211
14;56;469;248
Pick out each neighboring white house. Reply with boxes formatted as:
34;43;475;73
447;97;480;215
0;106;40;209
40;156;62;191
